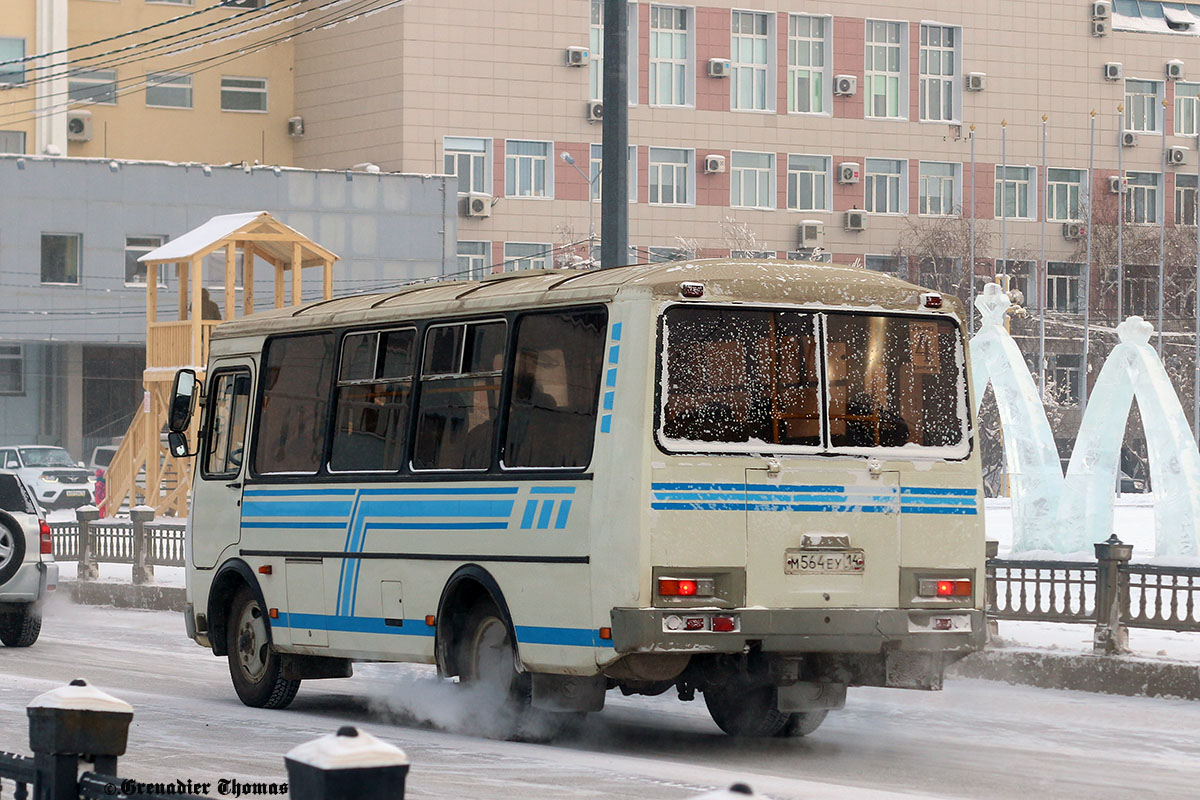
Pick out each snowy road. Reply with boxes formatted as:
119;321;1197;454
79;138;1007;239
3;602;1200;800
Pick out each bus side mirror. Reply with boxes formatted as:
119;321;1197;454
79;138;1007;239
167;431;195;459
168;369;199;433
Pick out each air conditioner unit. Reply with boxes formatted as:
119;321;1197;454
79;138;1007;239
1169;145;1187;165
1092;19;1109;37
1062;222;1086;240
586;100;603;122
837;162;861;184
834;74;857;96
1109;175;1126;193
708;58;732;78
66;110;92;142
844;210;867;232
1167;59;1185;80
704;154;726;174
287;115;304;137
1104;62;1123;81
799;220;824;248
566;46;590;67
965;72;986;92
1121;130;1138;147
1092;1;1111;20
465;192;492;218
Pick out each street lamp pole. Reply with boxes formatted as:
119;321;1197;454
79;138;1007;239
561;151;598;264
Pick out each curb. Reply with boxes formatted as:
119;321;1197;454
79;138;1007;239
949;646;1200;700
63;580;186;613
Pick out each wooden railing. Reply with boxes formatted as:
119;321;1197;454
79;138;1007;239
146;320;220;370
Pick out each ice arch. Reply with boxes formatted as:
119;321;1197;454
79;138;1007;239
1056;317;1200;557
969;284;1064;551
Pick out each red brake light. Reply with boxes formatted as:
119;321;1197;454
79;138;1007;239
39;520;52;554
936;579;972;597
711;615;736;632
677;579;698;596
658;579;679;596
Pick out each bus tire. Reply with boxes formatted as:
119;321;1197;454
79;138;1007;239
703;683;791;738
775;709;828;738
227;586;299;709
0;604;41;647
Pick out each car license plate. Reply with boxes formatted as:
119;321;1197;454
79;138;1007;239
785;549;865;575
65;490;87;498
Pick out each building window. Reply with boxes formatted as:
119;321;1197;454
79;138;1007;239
649;5;691;106
864;254;899;274
731;10;771;112
996;259;1036;309
1046;262;1082;313
1125;171;1161;224
0;130;24;154
865;158;906;214
919;24;959;122
589;143;637;202
647;246;687;262
1123;269;1158;317
0;344;22;396
125;236;167;286
69;70;118;105
145;72;192;109
995;165;1036;220
730;151;774;210
918;161;960;216
504;140;551;198
1125;79;1163;133
648;146;692;205
787;15;829;114
41;234;81;285
1176;82;1200;135
220;76;267;112
457;241;491;279
1177;173;1197;225
504;242;551;271
0;38;25;86
787;154;831;211
1047;354;1082;403
864;20;905;119
590;0;605;102
787;249;832;262
444;136;491;195
1047;168;1086;222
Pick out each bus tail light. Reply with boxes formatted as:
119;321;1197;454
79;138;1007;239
919;578;972;597
711;615;737;632
39;520;52;554
662;613;740;633
658;577;716;597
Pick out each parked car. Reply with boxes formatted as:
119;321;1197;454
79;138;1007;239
88;444;119;474
0;445;95;510
0;470;56;646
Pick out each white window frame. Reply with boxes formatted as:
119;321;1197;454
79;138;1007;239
1046;262;1082;314
864;254;900;274
0;344;23;396
648;146;694;206
730;151;775;210
786;154;831;211
592;1;639;105
145;71;193;109
220;76;267;113
443;136;492;196
41;233;82;286
864;158;908;215
1176;82;1200;136
124;236;168;287
69;69;118;105
457;241;492;279
0;38;26;86
1125;171;1161;224
649;5;693;107
1046;168;1086;222
730;9;775;112
787;14;831;115
1124;79;1164;133
504;139;553;199
1176;173;1197;225
1047;354;1082;402
918;161;961;216
918;23;961;123
995;165;1036;221
589;143;638;202
864;19;907;120
503;242;551;271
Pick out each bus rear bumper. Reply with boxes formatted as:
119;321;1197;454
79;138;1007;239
609;607;985;657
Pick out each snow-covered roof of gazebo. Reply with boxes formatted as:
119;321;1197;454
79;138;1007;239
139;211;337;268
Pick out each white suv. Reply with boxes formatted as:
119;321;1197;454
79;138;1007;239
0;445;95;510
0;470;57;647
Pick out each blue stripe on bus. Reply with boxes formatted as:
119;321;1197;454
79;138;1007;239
650;482;747;491
900;496;977;506
537;500;555;529
358;486;520;496
530;486;577;495
243;501;355;518
515;625;614;648
900;486;978;496
555;500;572;530
243;488;359;497
520;500;537;529
274;613;611;647
366;521;511;530
611;322;622;341
241;521;348;530
900;506;979;515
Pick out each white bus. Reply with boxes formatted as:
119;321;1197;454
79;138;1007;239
172;259;985;738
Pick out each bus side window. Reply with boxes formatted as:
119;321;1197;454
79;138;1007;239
204;371;251;477
413;320;506;471
329;328;416;472
503;309;607;469
253;333;336;475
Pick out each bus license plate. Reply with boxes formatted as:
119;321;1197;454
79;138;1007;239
785;549;865;575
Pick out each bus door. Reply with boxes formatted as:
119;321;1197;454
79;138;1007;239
192;362;253;569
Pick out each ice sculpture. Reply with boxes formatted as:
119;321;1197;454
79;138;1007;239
969;284;1065;551
1057;317;1200;557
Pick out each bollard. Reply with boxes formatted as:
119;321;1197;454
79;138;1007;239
130;506;155;585
75;506;100;583
27;680;133;800
285;726;409;800
1093;534;1133;655
985;540;1000;642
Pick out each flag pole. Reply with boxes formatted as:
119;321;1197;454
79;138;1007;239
1040;114;1047;393
1084;109;1096;414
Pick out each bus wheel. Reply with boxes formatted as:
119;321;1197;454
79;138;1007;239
775;710;828;738
227;587;299;709
457;602;537;737
703;683;791;737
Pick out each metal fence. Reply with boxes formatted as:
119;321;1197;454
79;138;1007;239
51;520;185;568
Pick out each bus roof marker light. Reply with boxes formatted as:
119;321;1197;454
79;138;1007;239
679;281;705;298
921;292;943;309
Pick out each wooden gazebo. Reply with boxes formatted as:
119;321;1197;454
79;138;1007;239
103;211;339;516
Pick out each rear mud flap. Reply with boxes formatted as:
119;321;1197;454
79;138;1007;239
885;650;945;690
